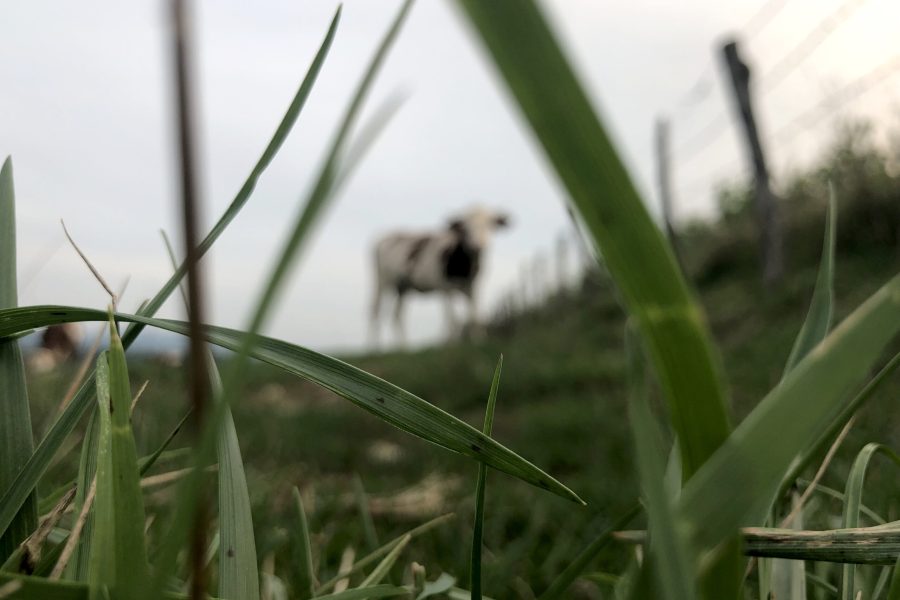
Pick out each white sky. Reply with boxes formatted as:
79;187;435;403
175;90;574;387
3;0;900;352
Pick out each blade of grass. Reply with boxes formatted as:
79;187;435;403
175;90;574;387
64;409;99;582
291;488;315;600
887;554;900;599
87;314;149;597
841;444;900;600
0;157;37;563
678;274;900;554
470;354;503;600
470;355;502;600
537;505;640;600
353;476;379;553
783;185;837;374
210;361;259;600
360;535;409;587
452;3;738;591
625;327;695;600
0;6;340;542
315;514;454;595
0;306;582;504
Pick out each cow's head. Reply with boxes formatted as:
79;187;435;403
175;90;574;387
448;206;510;250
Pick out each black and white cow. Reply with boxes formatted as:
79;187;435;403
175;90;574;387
370;206;510;347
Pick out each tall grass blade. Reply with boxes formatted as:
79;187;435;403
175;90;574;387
784;186;837;374
360;535;409;587
470;356;502;600
314;585;409;600
841;444;900;600
887;554;900;599
353;476;379;552
209;361;259;600
0;7;340;542
86;315;149;597
291;488;315;600
64;409;99;581
0;306;582;504
453;0;731;480
0;157;37;562
678;274;900;553
625;328;695;600
538;506;639;600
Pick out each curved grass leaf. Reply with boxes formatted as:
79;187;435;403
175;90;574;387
783;185;836;375
64;409;99;582
453;0;730;481
0;157;37;562
470;356;502;600
678;273;900;553
0;8;340;543
291;488;315;600
841;444;900;600
0;305;582;504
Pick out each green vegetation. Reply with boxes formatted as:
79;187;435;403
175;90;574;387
3;1;900;598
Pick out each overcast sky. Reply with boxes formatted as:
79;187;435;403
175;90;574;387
3;0;900;352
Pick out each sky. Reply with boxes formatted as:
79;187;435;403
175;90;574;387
3;0;900;352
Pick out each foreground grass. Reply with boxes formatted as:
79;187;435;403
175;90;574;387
22;245;898;597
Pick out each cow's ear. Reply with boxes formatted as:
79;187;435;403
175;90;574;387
494;214;510;228
448;219;465;234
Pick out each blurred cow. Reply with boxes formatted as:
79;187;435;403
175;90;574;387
370;206;510;347
27;323;82;373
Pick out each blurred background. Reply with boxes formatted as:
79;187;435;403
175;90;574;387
5;0;900;352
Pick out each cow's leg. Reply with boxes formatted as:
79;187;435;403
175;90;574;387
462;284;483;341
393;290;408;348
369;283;385;350
442;291;459;340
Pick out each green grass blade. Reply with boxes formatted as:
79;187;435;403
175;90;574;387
0;9;340;543
0;306;582;504
538;506;639;600
360;534;409;587
209;360;259;600
625;328;695;600
784;185;837;375
315;514;455;595
453;0;731;481
841;444;900;600
87;316;149;596
313;585;409;600
0;156;37;563
291;488;315;600
65;409;99;582
470;356;502;600
0;572;88;600
678;274;900;553
887;554;900;599
353;476;379;552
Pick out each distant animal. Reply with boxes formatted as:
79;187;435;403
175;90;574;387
370;206;510;347
27;323;83;373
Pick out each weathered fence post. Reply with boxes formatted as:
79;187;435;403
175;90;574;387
721;38;784;286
